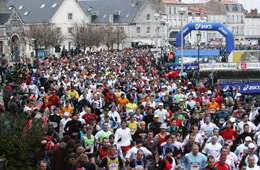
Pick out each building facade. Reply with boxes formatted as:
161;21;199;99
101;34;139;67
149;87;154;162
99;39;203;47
245;9;260;44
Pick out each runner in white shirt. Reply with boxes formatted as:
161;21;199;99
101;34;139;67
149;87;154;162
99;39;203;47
199;116;218;138
246;155;260;170
154;103;168;124
125;139;152;162
235;136;252;162
59;112;71;135
183;125;203;146
237;114;256;134
202;136;222;158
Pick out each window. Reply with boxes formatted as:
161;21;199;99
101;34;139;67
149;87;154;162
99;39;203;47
238;5;242;11
52;3;57;8
146;27;150;33
232;15;234;23
87;7;92;12
169;7;171;14
174;7;176;14
24;11;29;16
56;27;61;32
40;4;46;8
229;5;232;11
9;6;13;10
146;14;150;20
137;27;141;33
241;15;243;23
68;27;73;33
18;5;23;10
103;15;107;18
68;13;73;20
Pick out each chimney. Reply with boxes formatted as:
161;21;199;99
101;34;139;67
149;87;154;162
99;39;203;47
131;0;137;6
251;9;258;16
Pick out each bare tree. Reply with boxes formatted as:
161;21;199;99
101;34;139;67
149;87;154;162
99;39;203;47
29;25;44;57
70;22;83;51
103;25;116;50
70;22;105;52
49;26;65;49
115;26;127;50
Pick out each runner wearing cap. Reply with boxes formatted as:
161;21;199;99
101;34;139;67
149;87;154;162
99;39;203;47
155;124;169;146
60;111;71;136
154;103;168;124
108;134;124;160
149;114;162;135
240;143;259;166
235;136;253;161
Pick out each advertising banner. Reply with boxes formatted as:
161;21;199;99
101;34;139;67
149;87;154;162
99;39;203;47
166;63;199;71
233;50;260;63
239;63;260;70
221;82;260;94
200;63;237;71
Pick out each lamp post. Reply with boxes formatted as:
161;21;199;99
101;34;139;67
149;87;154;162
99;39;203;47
154;13;160;51
196;31;201;83
179;8;186;72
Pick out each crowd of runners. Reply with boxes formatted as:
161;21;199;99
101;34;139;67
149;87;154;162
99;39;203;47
1;48;260;170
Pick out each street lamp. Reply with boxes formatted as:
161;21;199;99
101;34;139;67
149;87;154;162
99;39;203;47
179;7;186;72
196;31;201;83
154;13;160;50
165;21;169;50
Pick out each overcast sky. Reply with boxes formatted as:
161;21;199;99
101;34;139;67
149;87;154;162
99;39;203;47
182;0;259;11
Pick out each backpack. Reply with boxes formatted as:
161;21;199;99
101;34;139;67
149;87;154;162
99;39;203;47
43;150;54;170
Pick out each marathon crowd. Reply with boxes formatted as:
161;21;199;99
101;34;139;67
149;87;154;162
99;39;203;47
2;48;260;170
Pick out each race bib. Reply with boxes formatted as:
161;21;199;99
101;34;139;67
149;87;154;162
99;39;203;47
225;139;233;146
190;162;200;170
50;122;58;128
219;118;225;124
130;129;136;135
135;165;144;170
85;145;94;154
109;162;119;170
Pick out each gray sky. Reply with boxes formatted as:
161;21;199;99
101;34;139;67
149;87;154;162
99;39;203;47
182;0;259;11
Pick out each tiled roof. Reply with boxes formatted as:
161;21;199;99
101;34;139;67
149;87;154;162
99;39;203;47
0;13;11;25
188;6;223;14
78;0;146;23
161;0;186;4
8;0;63;23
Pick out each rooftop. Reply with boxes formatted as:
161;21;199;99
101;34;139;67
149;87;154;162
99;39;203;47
188;5;223;14
8;0;63;23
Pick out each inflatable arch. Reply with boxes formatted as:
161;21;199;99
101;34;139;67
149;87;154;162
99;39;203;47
176;22;234;54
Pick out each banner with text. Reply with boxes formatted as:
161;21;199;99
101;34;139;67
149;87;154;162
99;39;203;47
239;63;260;70
200;63;237;71
221;82;260;94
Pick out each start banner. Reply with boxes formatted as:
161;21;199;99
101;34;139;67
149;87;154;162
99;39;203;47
221;82;260;94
